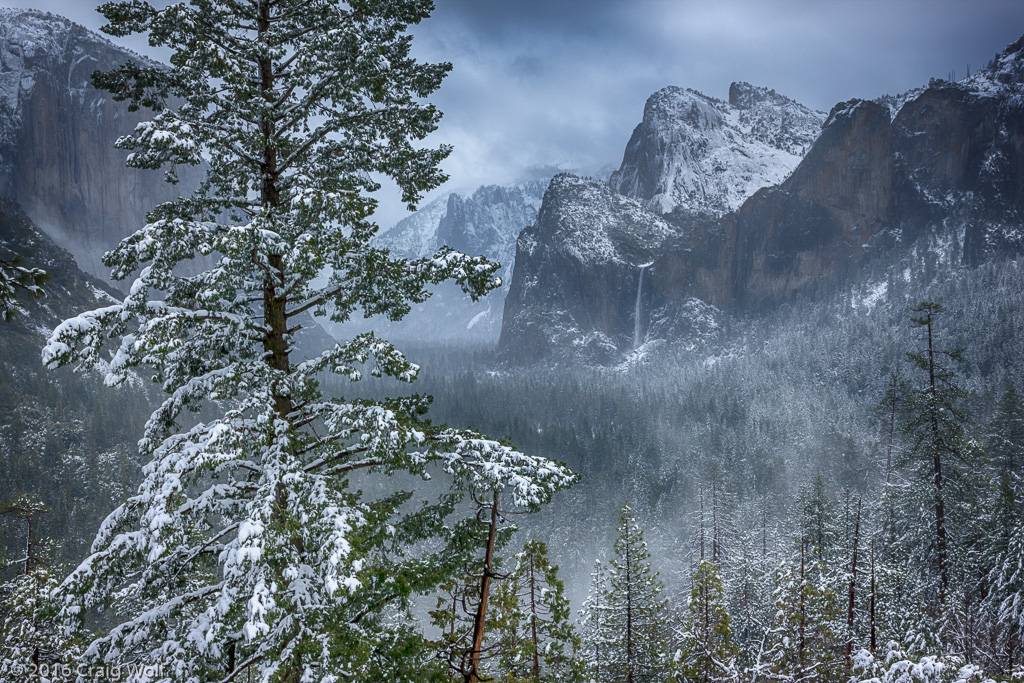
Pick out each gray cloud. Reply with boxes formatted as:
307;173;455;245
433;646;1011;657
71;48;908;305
23;0;1024;228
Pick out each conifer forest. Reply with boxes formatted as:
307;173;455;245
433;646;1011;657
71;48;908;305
2;1;1024;682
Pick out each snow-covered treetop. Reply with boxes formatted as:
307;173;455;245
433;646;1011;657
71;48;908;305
39;1;576;679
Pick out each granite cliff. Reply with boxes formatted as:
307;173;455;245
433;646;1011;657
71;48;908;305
501;37;1024;364
609;83;825;216
0;9;203;284
499;175;680;364
334;179;549;343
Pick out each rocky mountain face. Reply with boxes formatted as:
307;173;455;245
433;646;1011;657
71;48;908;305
336;179;549;343
0;197;150;560
501;36;1024;365
499;174;680;364
609;83;825;216
0;198;120;337
436;183;546;271
647;98;894;318
0;9;203;285
379;179;547;283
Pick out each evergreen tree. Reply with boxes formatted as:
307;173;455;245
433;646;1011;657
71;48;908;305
0;567;82;680
489;539;584;683
593;505;667;683
986;383;1024;478
0;255;46;320
873;370;906;486
798;474;838;564
430;491;517;683
673;559;737;683
724;509;777;656
579;560;611;683
766;538;842;682
983;476;1024;671
0;496;82;680
897;302;984;609
42;2;575;681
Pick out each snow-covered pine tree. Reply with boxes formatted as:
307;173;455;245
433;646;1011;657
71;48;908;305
594;505;668;683
897;303;985;611
766;537;842;682
579;560;611;682
488;538;584;683
982;475;1024;672
986;383;1024;478
0;495;82;679
723;505;777;656
798;474;839;564
0;255;46;320
41;1;575;681
673;559;737;683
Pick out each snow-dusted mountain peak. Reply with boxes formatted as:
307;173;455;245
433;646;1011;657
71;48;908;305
642;86;727;133
0;8;156;123
609;82;826;216
528;173;678;268
962;33;1024;98
727;81;824;155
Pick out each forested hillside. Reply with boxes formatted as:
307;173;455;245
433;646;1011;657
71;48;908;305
338;231;1024;676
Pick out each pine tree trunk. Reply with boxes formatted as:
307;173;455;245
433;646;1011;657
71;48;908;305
255;6;300;679
625;523;634;683
466;491;500;683
761;503;767;572
869;539;876;656
529;554;540;682
712;482;719;564
886;376;898;485
799;536;806;673
924;312;949;604
255;0;292;424
700;487;706;562
846;499;861;673
24;514;31;576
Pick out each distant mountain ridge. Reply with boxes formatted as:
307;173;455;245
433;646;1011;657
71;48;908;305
365;81;824;347
376;178;548;291
325;178;550;344
609;82;825;216
500;36;1024;364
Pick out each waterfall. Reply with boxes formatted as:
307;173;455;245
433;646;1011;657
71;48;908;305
633;265;646;350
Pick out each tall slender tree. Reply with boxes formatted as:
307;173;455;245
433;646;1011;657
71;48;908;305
673;559;736;683
580;560;611;683
489;539;584;683
987;383;1024;478
898;302;983;608
983;475;1024;671
43;2;574;681
593;505;667;683
766;537;842;682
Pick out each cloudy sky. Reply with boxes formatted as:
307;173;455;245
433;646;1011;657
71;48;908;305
22;0;1024;227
